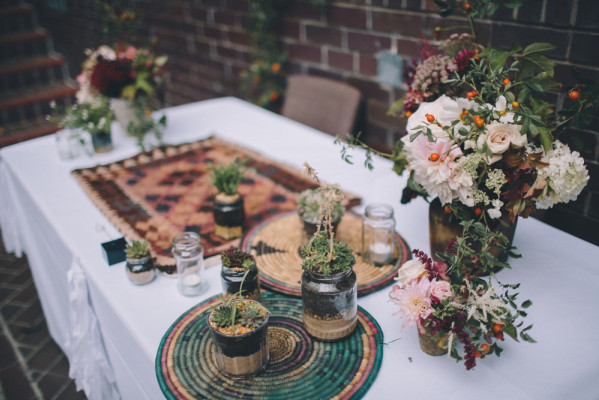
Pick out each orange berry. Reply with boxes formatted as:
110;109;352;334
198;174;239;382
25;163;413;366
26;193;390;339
569;90;580;101
271;62;281;73
405;111;413;118
480;343;490;353
467;90;478;99
464;3;471;11
459;110;469;121
269;91;279;102
496;332;505;340
443;205;452;214
502;78;510;86
429;152;440;162
473;116;484;128
426;113;435;123
511;101;519;109
474;207;482;216
492;323;505;333
475;351;482;358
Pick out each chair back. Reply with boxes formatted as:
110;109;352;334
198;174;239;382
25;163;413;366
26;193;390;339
281;75;362;138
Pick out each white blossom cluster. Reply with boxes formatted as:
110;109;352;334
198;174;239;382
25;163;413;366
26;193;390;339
535;141;589;209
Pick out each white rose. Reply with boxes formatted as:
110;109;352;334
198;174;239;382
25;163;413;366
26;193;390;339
395;260;427;286
406;95;461;133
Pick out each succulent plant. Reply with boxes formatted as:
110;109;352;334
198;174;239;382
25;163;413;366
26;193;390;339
212;304;236;327
301;231;356;275
208;158;249;196
125;239;151;259
221;249;255;270
297;188;343;223
238;305;265;328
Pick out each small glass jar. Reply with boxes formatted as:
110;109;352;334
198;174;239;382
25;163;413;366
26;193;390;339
301;269;357;341
91;130;113;153
172;232;206;296
362;203;396;265
125;256;156;285
55;130;82;160
221;263;260;301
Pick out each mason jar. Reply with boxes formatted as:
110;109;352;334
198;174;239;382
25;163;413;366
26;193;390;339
301;268;357;341
172;232;206;296
362;203;396;265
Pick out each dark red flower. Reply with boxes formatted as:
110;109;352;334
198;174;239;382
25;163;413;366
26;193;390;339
89;57;134;98
455;49;477;72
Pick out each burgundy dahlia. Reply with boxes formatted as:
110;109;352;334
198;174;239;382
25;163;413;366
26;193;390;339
90;57;134;98
455;49;477;72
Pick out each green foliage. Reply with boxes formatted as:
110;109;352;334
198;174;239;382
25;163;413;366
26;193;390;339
125;98;167;152
301;231;356;275
238;305;265;328
93;0;141;44
297;188;343;223
125;239;150;259
208;158;249;196
221;249;255;270
50;96;113;134
240;0;290;111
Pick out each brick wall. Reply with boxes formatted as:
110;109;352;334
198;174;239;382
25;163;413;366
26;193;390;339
31;0;599;245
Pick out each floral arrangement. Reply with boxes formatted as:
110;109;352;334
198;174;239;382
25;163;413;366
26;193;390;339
395;43;589;224
50;95;113;134
76;42;167;102
342;42;589;227
390;33;483;117
389;220;534;370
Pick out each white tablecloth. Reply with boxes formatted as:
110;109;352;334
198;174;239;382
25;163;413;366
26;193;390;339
1;97;598;400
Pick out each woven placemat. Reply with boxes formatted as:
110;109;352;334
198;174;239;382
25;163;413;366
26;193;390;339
156;291;383;400
240;211;411;297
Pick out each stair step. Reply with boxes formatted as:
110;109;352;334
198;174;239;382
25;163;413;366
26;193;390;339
0;81;77;110
0;29;48;46
0;118;60;147
0;53;65;75
0;4;33;17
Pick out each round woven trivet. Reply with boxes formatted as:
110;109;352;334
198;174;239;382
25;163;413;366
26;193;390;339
156;291;384;400
240;211;411;297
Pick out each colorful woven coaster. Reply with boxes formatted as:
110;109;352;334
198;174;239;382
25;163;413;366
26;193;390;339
156;291;383;400
240;211;411;297
71;136;360;269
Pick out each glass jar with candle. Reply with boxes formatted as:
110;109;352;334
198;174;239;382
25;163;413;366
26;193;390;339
172;232;207;296
362;203;396;265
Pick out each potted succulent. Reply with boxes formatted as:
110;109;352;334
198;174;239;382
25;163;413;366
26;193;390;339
207;271;270;378
220;249;260;301
297;188;343;242
125;239;156;285
300;164;357;341
208;159;248;240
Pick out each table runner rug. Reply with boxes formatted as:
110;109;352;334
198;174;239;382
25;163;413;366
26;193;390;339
72;136;361;268
156;291;384;400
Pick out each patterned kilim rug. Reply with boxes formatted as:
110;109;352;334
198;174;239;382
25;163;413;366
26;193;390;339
72;136;361;269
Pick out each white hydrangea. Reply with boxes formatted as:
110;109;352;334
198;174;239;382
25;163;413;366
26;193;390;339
535;141;589;209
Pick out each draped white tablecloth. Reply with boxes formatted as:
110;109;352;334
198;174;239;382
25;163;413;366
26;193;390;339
1;97;598;400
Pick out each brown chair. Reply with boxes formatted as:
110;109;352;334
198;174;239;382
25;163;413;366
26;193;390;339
281;75;362;138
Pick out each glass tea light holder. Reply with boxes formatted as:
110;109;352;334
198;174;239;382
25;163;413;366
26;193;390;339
172;232;207;296
362;203;396;265
55;130;82;160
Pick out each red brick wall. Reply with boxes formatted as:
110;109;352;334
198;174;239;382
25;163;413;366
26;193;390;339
33;0;599;245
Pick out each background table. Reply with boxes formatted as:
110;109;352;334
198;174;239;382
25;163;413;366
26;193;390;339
1;97;598;400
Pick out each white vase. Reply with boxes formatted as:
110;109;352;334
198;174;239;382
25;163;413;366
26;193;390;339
110;98;141;136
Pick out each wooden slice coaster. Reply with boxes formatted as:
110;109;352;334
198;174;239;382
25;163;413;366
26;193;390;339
240;211;411;297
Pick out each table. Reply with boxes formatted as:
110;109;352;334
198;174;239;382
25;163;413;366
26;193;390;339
1;97;598;400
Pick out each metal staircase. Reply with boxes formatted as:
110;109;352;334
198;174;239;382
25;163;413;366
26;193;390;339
0;1;77;147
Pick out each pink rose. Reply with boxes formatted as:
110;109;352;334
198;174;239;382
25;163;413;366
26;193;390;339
430;280;452;303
